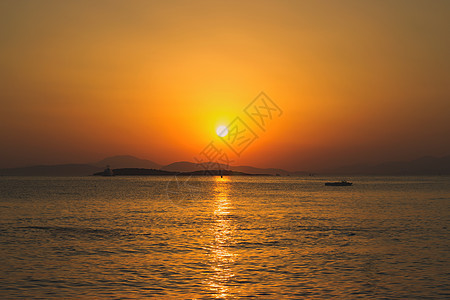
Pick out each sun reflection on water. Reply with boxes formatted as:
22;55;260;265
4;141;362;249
207;176;235;298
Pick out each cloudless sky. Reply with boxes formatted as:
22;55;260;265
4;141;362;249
1;0;449;170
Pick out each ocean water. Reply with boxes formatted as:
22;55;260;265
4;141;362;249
0;176;449;299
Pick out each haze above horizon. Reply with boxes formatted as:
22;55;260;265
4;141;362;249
1;1;449;170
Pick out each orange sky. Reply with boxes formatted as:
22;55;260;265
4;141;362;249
1;0;449;170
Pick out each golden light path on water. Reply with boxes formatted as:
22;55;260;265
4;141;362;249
208;176;235;298
1;177;449;298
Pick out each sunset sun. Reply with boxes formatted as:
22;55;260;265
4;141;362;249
0;1;449;299
216;125;228;137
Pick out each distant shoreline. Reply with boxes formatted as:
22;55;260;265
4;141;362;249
93;168;271;177
1;154;449;176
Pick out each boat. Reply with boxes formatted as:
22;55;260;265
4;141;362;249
325;180;352;186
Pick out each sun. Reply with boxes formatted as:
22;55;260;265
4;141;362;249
216;125;228;137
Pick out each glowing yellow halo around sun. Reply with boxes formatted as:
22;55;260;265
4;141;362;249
216;125;228;137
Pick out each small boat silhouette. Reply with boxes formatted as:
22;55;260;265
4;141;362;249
325;180;352;186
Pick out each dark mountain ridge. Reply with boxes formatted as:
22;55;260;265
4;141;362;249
1;155;449;176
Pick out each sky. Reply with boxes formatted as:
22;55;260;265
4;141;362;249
1;0;449;171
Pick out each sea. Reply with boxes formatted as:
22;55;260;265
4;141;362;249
0;176;449;299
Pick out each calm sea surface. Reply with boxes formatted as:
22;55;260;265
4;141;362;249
0;176;449;299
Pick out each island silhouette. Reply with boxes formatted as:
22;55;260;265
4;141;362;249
94;168;269;177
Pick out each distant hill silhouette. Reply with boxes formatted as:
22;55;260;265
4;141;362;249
1;154;449;176
232;165;292;176
94;155;161;169
95;168;175;176
161;161;291;176
93;168;268;176
161;161;205;172
327;155;450;175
